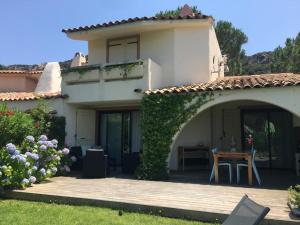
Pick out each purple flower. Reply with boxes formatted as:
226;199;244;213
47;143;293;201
51;139;58;145
40;168;46;176
39;135;48;141
62;148;70;155
38;140;47;145
39;145;47;151
46;141;54;148
29;176;36;184
27;169;32;176
6;143;16;155
32;153;39;161
51;167;58;174
26;136;35;143
70;156;77;162
14;150;20;155
16;155;26;164
21;178;29;185
64;165;71;173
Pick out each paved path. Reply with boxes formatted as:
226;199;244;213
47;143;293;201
3;176;299;225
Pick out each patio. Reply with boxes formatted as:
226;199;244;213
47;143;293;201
2;173;299;225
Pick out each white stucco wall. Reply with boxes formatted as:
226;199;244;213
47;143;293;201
85;24;214;89
5;99;64;116
174;27;210;85
209;25;224;80
140;29;175;86
88;39;106;65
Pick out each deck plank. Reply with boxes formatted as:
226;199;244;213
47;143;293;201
2;176;299;225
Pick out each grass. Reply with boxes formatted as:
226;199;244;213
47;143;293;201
0;199;218;225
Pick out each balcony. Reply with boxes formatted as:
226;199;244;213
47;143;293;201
61;59;161;104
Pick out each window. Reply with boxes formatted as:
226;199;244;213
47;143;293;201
106;36;140;63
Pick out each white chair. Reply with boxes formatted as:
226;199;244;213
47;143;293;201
209;148;233;184
236;149;261;185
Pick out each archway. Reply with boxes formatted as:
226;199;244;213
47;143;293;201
168;87;300;172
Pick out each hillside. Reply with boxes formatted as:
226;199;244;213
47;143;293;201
242;51;273;75
0;52;274;76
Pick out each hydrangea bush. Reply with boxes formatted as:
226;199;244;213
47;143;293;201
0;135;74;189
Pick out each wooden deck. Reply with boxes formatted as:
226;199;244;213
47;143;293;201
2;174;299;225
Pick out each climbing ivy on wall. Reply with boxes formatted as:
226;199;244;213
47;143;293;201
136;91;214;180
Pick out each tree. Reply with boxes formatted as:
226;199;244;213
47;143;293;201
215;21;248;75
155;5;200;17
271;32;300;73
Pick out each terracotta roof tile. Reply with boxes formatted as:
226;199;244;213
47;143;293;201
146;73;300;95
0;92;66;102
0;70;42;75
62;13;211;33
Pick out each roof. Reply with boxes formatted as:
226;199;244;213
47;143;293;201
145;73;300;95
0;70;42;75
62;13;211;33
0;92;66;102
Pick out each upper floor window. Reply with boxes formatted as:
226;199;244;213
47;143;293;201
106;36;140;63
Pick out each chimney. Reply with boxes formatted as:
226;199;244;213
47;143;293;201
179;4;195;17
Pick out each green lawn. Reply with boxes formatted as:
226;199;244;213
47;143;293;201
0;199;218;225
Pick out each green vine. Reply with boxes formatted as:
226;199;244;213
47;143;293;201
61;64;102;75
136;91;214;180
104;61;143;79
62;61;143;79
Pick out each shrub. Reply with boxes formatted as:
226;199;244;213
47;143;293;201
28;102;66;148
288;184;300;209
0;104;34;147
0;135;73;189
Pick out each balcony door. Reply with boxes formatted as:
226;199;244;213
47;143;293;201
107;36;139;63
241;109;294;169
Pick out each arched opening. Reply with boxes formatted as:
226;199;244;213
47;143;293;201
168;99;300;187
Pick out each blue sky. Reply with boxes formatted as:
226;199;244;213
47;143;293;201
0;0;299;65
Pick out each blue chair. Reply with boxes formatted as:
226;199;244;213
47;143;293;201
209;148;233;184
236;149;261;185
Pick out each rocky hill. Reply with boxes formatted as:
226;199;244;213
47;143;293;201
0;52;273;75
242;51;273;75
0;60;72;71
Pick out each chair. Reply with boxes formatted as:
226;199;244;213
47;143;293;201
209;148;233;184
237;149;261;185
82;149;107;178
222;195;270;225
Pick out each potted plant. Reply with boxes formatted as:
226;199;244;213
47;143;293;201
288;184;300;217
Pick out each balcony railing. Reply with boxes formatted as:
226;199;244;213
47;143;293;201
61;59;162;103
62;60;154;84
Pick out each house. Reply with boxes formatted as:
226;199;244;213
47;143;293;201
0;63;65;118
0;70;42;92
2;5;300;177
60;5;226;172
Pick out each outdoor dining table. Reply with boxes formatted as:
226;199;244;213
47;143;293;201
213;151;253;185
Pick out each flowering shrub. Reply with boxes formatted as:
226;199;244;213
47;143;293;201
0;103;66;148
0;104;34;147
0;135;74;189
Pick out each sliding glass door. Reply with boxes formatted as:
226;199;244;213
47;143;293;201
99;111;141;173
242;109;293;169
